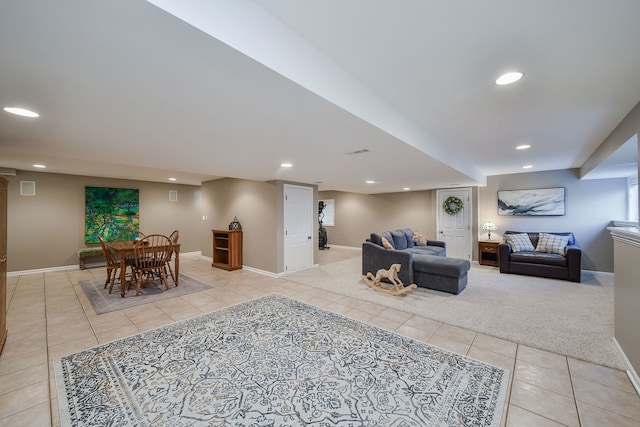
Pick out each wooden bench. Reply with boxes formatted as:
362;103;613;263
77;247;104;269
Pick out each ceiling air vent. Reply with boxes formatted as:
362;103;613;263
345;148;370;155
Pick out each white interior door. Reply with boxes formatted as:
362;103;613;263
437;188;472;261
284;184;313;273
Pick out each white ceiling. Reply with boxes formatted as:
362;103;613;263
1;0;639;193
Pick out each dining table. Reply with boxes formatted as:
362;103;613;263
104;240;181;297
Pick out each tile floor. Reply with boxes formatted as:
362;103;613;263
1;250;639;426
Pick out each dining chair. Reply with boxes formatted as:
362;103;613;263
115;229;144;268
98;235;126;295
167;230;179;284
131;234;172;296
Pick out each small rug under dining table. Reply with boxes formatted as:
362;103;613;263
78;273;212;314
55;294;509;426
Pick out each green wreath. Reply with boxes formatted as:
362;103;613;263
443;196;464;215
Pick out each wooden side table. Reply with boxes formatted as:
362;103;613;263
212;229;243;271
479;240;500;267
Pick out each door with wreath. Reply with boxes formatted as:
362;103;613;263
436;188;472;261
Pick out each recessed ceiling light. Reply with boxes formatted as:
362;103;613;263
33;164;46;168
516;144;531;150
365;180;376;184
403;187;410;191
523;165;533;169
281;163;292;168
168;177;177;181
3;107;40;118
495;72;523;85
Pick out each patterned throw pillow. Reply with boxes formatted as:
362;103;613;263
413;232;428;246
504;233;535;252
381;236;393;249
535;233;569;255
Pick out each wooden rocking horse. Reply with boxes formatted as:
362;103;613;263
362;264;417;296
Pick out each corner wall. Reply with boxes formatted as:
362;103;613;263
478;169;626;272
200;178;278;273
317;190;437;247
610;231;640;381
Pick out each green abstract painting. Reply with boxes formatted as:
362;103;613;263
85;187;139;243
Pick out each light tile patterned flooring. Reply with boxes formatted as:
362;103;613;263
1;249;639;426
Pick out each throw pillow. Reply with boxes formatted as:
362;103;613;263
504;233;535;252
535;233;569;255
390;229;408;250
381;236;393;249
402;228;415;248
381;231;394;249
413;231;428;246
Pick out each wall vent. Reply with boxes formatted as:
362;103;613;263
20;181;36;196
0;168;16;176
169;190;178;202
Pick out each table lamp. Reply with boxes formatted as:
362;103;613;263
482;221;497;240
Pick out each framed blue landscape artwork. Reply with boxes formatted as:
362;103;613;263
85;186;139;243
498;187;565;216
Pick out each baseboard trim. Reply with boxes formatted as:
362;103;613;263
320;244;361;250
199;254;284;278
242;265;283;278
8;264;79;276
583;269;614;278
202;253;333;278
613;337;640;396
8;251;203;276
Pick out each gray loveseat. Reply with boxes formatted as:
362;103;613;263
362;228;470;294
499;231;581;282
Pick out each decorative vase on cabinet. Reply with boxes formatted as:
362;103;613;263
212;229;243;271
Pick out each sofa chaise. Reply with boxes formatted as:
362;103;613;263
499;230;581;282
362;228;470;294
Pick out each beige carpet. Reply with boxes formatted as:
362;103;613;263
285;253;623;370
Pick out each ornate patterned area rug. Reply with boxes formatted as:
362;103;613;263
55;294;509;426
78;273;212;314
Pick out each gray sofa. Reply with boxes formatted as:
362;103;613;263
362;228;470;294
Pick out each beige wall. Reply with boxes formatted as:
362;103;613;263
317;190;437;247
5;170;201;272
6;171;315;275
479;169;626;272
201;178;318;274
612;236;640;375
4;168;626;273
200;178;279;273
322;170;625;272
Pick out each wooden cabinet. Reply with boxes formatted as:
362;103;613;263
212;230;243;271
0;177;7;355
479;240;500;267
